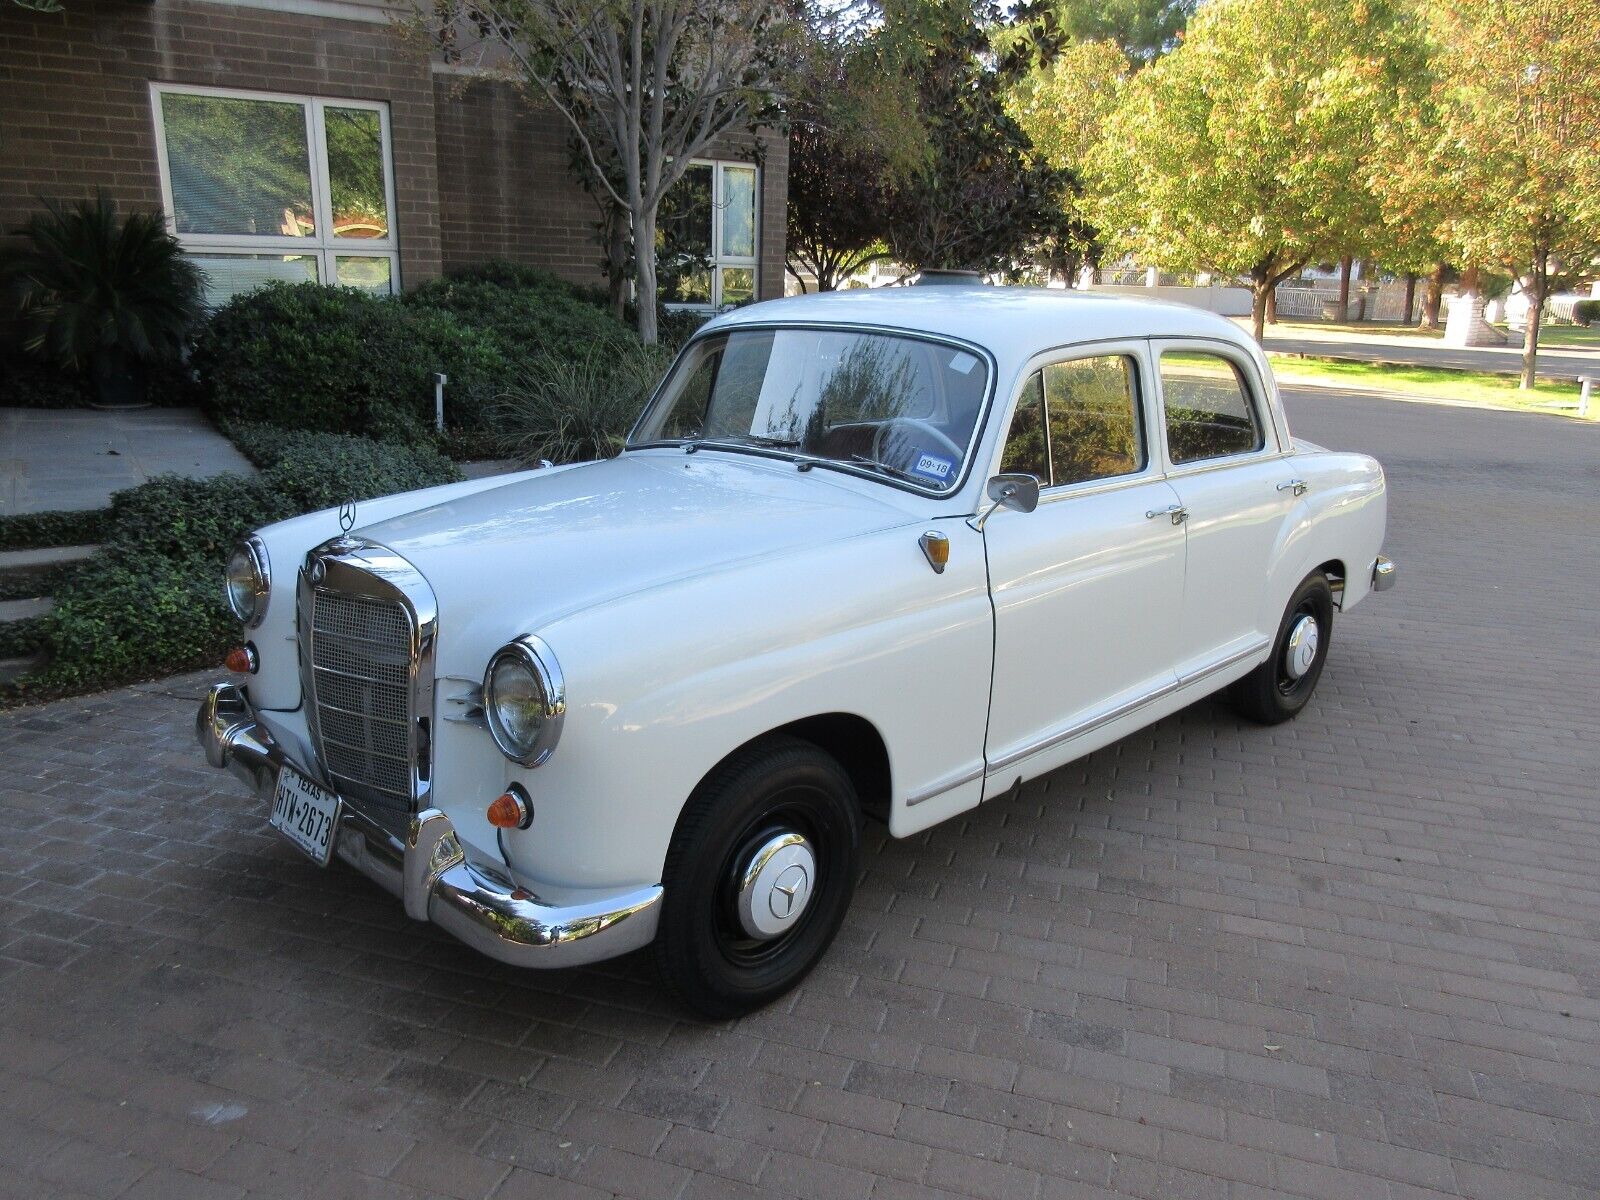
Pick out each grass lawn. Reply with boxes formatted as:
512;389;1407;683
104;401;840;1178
1506;324;1600;349
1267;319;1446;340
1268;354;1588;419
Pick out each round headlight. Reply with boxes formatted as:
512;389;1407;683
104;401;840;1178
224;538;269;628
483;635;565;766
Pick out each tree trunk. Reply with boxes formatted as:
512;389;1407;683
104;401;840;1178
1521;254;1548;391
1336;256;1353;323
1251;278;1269;343
1266;287;1278;326
633;206;659;346
1421;262;1445;329
1401;273;1417;325
606;214;629;322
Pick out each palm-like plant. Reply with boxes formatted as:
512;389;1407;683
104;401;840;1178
1;192;206;407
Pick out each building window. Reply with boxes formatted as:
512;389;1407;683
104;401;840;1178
151;84;399;305
657;161;759;310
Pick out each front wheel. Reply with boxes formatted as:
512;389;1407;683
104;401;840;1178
654;736;860;1018
1227;572;1334;725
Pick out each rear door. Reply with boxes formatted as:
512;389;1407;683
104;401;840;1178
981;342;1186;790
1151;342;1295;677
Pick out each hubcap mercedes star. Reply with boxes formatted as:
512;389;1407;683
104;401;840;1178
736;832;816;940
1284;614;1320;680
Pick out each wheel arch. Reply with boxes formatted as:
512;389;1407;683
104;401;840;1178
684;713;892;829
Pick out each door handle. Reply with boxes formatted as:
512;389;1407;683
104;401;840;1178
1146;503;1188;525
1277;479;1308;497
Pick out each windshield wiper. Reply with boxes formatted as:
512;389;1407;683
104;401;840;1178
848;454;925;484
721;434;804;449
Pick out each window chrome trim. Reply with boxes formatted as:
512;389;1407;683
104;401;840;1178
1151;338;1279;468
482;634;566;767
986;637;1271;775
625;320;999;501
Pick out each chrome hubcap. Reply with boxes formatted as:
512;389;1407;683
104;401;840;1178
736;831;815;940
1284;614;1320;680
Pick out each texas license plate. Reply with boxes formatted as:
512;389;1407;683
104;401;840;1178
270;765;340;866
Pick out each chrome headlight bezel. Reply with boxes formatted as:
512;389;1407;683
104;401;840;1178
225;536;270;629
483;634;566;767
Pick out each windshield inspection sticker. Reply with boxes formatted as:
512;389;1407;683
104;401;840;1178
948;352;979;375
912;453;954;481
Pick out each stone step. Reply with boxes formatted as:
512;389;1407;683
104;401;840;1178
0;652;44;687
0;596;53;623
0;544;99;589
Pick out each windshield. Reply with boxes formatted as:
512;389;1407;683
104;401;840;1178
629;327;991;493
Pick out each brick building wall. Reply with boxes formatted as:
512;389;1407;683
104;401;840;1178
0;0;445;287
1;0;787;302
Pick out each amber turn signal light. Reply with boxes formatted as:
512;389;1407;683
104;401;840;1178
225;644;258;673
487;785;533;830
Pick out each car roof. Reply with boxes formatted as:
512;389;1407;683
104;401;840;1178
704;284;1256;366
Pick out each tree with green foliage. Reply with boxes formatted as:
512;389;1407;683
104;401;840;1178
1430;0;1600;387
872;0;1066;275
1089;0;1430;340
1008;39;1129;285
1094;0;1433;340
1049;0;1194;61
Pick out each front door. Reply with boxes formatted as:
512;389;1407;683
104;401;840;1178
1152;342;1294;676
982;345;1186;791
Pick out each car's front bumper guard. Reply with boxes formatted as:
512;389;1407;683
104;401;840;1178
197;683;661;969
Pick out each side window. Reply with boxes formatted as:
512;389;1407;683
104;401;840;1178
1040;355;1143;486
1000;371;1049;481
1159;352;1264;464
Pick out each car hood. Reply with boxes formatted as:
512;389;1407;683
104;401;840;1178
355;451;920;645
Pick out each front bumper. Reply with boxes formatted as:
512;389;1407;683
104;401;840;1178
1372;555;1398;592
197;683;662;969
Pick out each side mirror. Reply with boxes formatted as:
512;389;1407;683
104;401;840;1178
987;473;1041;513
970;473;1041;531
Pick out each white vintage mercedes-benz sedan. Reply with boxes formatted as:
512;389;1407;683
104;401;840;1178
198;282;1395;1016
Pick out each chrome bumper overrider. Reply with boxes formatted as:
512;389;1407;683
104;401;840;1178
1372;555;1398;592
197;683;662;969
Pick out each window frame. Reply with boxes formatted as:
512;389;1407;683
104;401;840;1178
149;82;401;297
1151;339;1280;473
994;340;1160;503
661;158;761;312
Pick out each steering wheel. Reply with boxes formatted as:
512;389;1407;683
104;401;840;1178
871;417;964;470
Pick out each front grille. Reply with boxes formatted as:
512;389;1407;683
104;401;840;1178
309;590;415;807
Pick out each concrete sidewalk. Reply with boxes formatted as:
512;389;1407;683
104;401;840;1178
0;408;254;516
1237;320;1600;382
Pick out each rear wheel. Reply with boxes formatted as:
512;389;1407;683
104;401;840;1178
654;736;860;1019
1227;572;1334;725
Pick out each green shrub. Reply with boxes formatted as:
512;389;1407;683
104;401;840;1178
228;423;464;510
494;339;675;464
0;507;107;551
102;473;293;565
0;349;89;408
192;283;508;442
404;274;636;373
0;193;205;408
29;554;239;693
6;433;462;703
1574;299;1600;326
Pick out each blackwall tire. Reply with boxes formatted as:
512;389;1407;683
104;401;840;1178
1227;572;1334;726
653;735;860;1019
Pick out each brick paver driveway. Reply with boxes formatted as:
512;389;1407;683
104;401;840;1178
3;389;1598;1200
